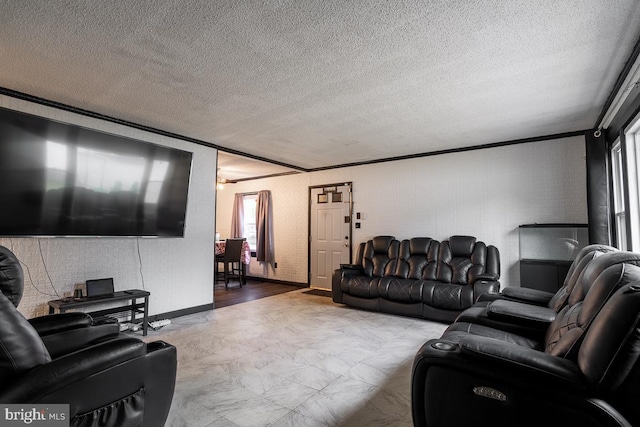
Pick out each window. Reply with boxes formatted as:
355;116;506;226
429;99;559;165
613;112;640;251
625;114;640;251
242;194;257;251
611;139;627;249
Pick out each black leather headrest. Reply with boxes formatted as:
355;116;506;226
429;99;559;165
371;236;396;254
409;238;433;255
449;236;477;257
0;246;23;308
570;251;640;306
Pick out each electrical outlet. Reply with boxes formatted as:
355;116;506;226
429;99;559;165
274;262;278;268
355;222;361;229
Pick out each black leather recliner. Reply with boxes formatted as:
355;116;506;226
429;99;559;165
0;246;177;426
475;244;617;306
0;245;120;357
412;261;640;426
453;245;621;338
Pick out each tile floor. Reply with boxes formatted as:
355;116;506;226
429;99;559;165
144;289;447;427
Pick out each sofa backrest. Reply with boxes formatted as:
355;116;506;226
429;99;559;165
0;292;51;385
395;238;439;280
547;246;616;312
577;282;640;425
0;246;24;308
567;251;640;307
362;236;400;277
436;236;496;285
560;245;617;292
544;260;640;358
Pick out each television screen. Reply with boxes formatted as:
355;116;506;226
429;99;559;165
0;107;193;237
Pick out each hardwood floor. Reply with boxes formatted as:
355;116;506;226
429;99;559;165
214;278;304;308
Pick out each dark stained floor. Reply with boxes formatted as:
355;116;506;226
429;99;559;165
214;278;303;308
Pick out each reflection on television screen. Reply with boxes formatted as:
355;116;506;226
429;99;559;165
0;107;193;237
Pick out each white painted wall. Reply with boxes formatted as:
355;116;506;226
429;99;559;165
216;136;588;289
0;96;217;318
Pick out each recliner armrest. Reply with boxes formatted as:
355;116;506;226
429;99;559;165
486;299;556;328
29;313;120;359
0;336;147;403
0;336;177;426
41;322;120;358
502;287;555;305
477;272;499;281
340;265;364;275
472;279;500;302
28;312;93;336
458;335;584;389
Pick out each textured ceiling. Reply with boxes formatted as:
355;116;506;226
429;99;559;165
218;151;299;182
2;1;640;178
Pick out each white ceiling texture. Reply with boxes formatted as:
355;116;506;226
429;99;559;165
2;1;640;181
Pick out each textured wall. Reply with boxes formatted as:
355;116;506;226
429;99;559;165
216;136;587;289
0;95;217;318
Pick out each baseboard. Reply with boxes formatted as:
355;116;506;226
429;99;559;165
245;276;308;288
148;303;214;322
149;279;306;320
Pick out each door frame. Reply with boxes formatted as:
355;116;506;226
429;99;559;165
307;182;353;286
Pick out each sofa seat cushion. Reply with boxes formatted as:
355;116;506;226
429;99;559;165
422;281;474;311
377;277;423;303
341;276;380;298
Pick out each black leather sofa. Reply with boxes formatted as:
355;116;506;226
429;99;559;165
332;235;500;322
0;245;177;427
412;247;640;426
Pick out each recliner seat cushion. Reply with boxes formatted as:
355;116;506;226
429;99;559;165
423;281;470;310
444;321;542;350
341;276;379;298
377;277;423;303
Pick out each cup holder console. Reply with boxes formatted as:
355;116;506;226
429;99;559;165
431;341;456;351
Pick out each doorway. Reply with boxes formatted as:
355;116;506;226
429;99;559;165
309;183;352;290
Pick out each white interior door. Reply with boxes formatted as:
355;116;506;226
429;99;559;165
310;183;352;290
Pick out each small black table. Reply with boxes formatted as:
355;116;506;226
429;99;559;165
48;290;150;336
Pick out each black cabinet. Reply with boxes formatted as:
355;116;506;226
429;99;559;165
519;224;588;292
520;259;572;293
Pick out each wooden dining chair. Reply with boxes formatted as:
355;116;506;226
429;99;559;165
222;238;245;289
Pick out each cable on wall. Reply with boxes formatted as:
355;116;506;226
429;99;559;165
136;238;147;291
6;238;57;297
37;239;62;298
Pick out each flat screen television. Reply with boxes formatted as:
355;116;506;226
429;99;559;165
0;107;193;237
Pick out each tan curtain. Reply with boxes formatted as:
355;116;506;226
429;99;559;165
230;193;244;238
256;190;273;262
